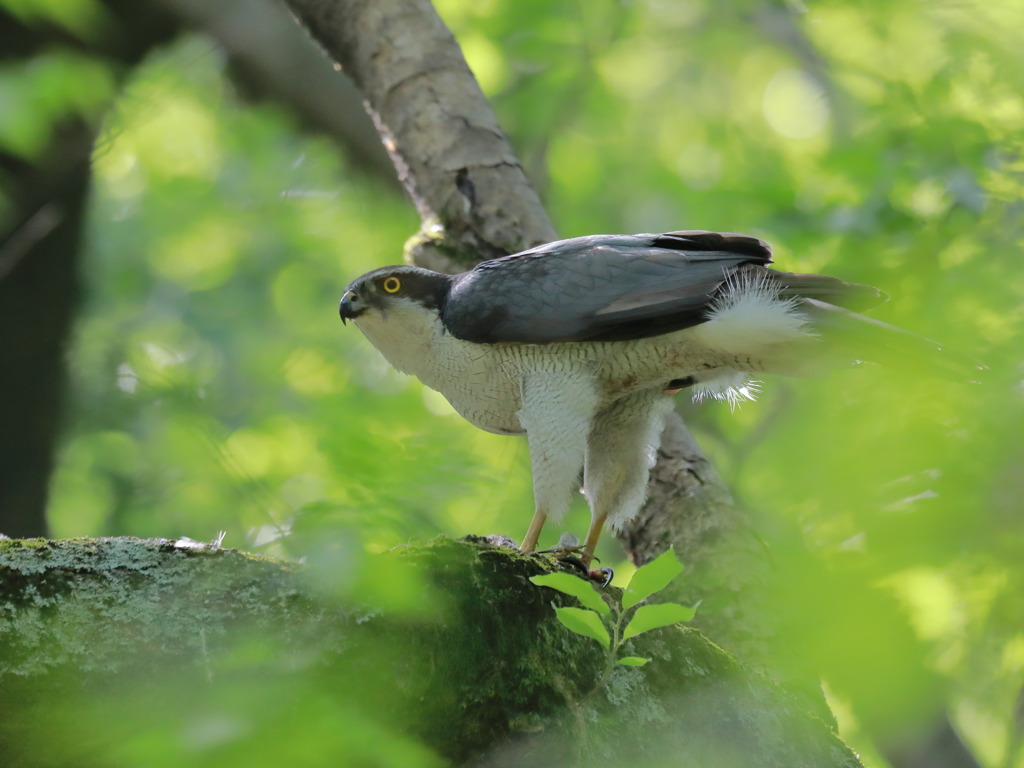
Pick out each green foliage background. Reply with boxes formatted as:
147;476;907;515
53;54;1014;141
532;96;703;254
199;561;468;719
6;0;1024;765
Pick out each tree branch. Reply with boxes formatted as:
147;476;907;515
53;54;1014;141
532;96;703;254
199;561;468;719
0;537;863;767
281;0;789;682
156;0;397;182
281;0;556;272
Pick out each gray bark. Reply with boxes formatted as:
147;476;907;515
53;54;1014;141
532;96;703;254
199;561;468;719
281;0;557;272
0;537;863;767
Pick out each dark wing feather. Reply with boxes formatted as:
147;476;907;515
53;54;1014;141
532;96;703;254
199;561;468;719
441;231;774;343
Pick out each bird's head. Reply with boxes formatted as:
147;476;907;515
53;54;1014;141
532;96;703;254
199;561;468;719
339;265;457;377
339;265;453;325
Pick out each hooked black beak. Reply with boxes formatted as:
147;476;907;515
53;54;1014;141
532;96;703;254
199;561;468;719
339;290;364;324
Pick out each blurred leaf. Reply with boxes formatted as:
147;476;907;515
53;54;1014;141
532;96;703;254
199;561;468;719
622;548;684;610
554;607;610;649
530;572;611;615
617;656;650;667
623;603;696;641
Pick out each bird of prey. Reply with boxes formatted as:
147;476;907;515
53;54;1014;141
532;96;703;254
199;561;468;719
338;230;955;567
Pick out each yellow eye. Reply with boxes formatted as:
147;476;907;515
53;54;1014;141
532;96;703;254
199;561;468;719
382;276;401;293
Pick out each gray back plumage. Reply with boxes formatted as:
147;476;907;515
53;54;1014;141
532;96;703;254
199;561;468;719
441;230;883;344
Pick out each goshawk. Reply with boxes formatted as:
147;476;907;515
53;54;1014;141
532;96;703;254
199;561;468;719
339;230;956;566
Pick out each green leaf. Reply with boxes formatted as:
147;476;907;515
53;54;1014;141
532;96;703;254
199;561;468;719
622;548;684;610
554;607;611;648
622;602;696;640
530;573;611;615
616;656;650;667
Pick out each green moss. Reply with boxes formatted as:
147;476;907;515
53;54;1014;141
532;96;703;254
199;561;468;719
0;535;861;767
0;537;311;676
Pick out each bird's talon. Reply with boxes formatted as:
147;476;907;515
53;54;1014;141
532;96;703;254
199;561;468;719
538;543;600;562
591;567;614;588
556;555;590;576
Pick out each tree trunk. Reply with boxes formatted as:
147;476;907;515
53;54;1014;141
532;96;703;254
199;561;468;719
280;0;799;687
0;536;863;767
0;4;181;537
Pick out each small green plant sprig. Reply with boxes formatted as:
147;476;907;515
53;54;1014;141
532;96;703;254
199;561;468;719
529;547;696;671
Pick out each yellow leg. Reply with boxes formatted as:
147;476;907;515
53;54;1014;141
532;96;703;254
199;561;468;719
580;514;607;568
520;509;547;553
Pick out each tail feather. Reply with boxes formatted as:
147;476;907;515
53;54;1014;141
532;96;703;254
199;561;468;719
766;268;889;312
800;298;986;381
